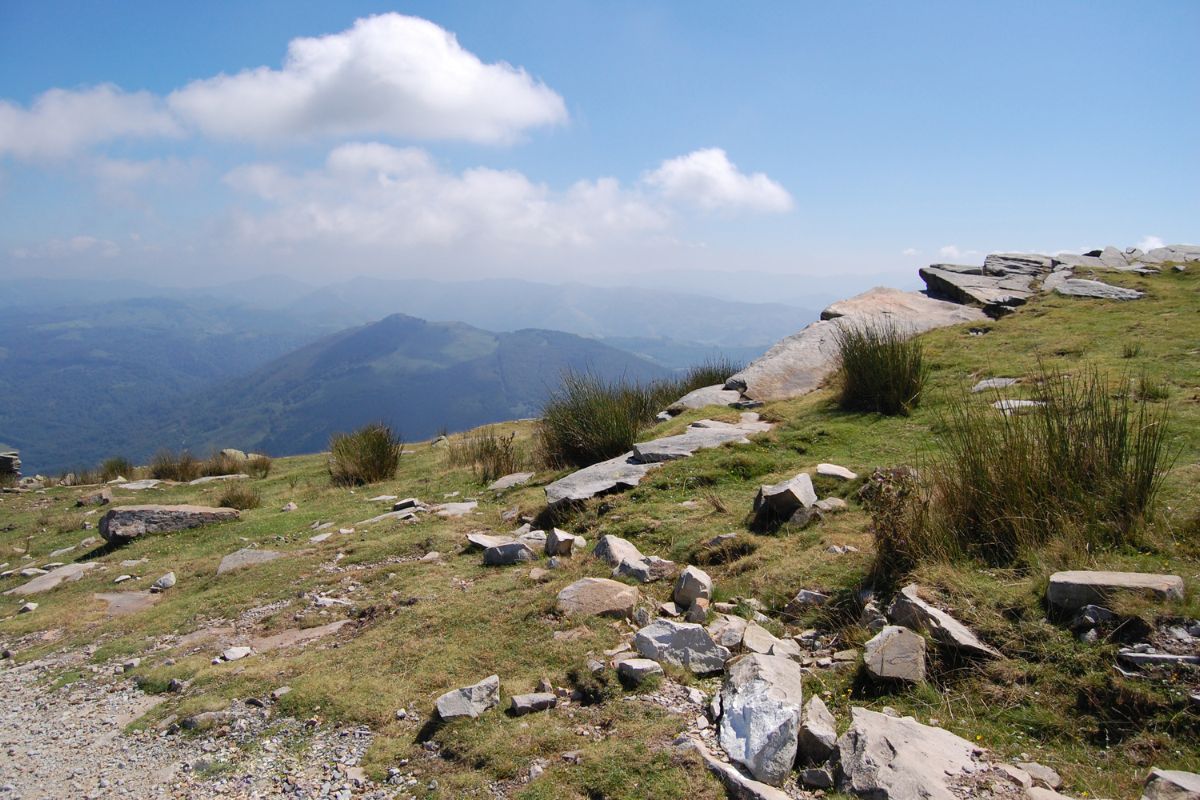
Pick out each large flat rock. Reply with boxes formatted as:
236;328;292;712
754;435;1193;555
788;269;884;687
3;562;97;595
545;452;654;507
556;577;639;618
1043;270;1144;301
635;619;731;674
100;505;239;543
888;584;1001;659
919;266;1034;315
1047;570;1184;612
665;384;744;415
632;420;770;463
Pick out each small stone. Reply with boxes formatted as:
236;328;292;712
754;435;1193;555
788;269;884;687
221;646;253;662
674;565;714;609
271;686;292;701
816;463;857;481
150;572;176;592
281;501;298;512
509;692;557;716
617;658;664;683
18;602;37;613
435;675;500;720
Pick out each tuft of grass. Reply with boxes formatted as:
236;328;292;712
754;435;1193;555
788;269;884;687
244;454;272;479
678;356;742;392
328;423;404;486
1122;341;1141;359
446;426;526;483
201;451;243;477
99;456;134;482
149;449;201;482
217;484;261;510
834;322;929;416
1137;373;1170;402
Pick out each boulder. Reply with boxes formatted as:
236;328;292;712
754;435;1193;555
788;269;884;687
151;572;176;592
816;463;857;481
674;565;714;608
1017;762;1063;790
483;541;536;566
971;377;1018;393
617;658;664;683
220;448;248;461
982;252;1055;275
1143;768;1200;799
76;489;112;507
708;613;749;649
613;554;676;583
99;505;239;543
634;619;731;674
435;675;500;721
216;548;281;575
632;419;770;463
556;578;639;618
919;266;1035;315
1046;274;1145;301
754;473;817;519
1047;570;1184;612
545;528;585;556
544;452;654;506
814;497;847;514
666;384;744;415
593;534;646;567
509;692;556;716
837;707;985;800
2;562;97;596
784;590;830;616
797;695;838;764
718;653;805;786
488;472;535;491
221;646;253;662
887;584;1001;659
466;532;513;551
864;625;925;682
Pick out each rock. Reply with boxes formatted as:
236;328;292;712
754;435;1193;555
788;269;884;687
887;584;1001;659
483;541;536;566
220;448;248;461
1016;762;1063;790
1043;270;1145;300
182;711;232;731
420;551;441;563
76;489;112;507
1143;768;1200;799
798;696;838;764
660;601;681;616
18;602;37;613
635;619;731;674
816;463;857;481
982;252;1055;275
613;555;676;583
509;692;556;716
618;658;665;683
1047;570;1185;612
271;686;292;701
708;613;749;649
632;419;771;463
685;598;710;623
221;646;252;662
392;497;423;510
489;472;535;491
593;534;646;567
556;578;639;618
971;377;1019;393
993;399;1045;413
919;266;1034;316
544;452;654;507
666;384;744;415
684;737;793;800
435;501;478;517
99;505;239;543
117;479;164;490
2;562;97;596
864;625;925;682
188;474;249;485
151;572;176;591
837;707;985;800
435;675;500;721
754;473;817;519
466;532;513;550
815;497;847;513
280;501;298;512
718;653;805;786
216;548;281;575
784;590;830;616
799;766;836;789
674;565;714;608
545;528;585;556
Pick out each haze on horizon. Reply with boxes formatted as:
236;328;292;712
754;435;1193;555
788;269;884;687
0;1;1197;304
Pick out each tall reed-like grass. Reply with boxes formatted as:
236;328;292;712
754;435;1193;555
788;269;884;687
446;426;526;482
834;322;928;416
328;423;404;486
536;372;675;467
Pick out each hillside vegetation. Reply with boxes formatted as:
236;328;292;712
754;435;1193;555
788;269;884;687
0;266;1197;799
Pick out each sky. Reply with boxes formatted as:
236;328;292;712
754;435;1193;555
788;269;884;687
0;1;1197;300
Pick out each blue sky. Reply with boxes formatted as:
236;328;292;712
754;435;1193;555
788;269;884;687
0;1;1196;298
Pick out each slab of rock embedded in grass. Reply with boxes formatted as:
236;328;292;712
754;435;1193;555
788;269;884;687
971;377;1019;393
216;548;281;575
488;472;534;491
634;619;731;674
435;675;500;721
251;619;353;652
754;473;817;520
632;419;770;463
3;562;97;595
1047;570;1184;612
556;578;639;618
718;653;805;786
887;584;1001;659
99;504;239;543
1043;271;1145;300
665;384;743;415
545;452;654;506
864;625;926;682
544;528;585;556
482;541;535;566
93;591;161;617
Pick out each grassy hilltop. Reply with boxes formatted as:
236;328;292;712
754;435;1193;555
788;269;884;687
1;266;1197;799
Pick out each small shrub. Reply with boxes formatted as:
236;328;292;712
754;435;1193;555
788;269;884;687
678;355;742;394
244;454;272;478
218;484;260;510
99;457;133;482
202;451;243;477
1122;342;1141;359
149;449;201;482
834;322;928;416
328;423;404;486
1137;373;1169;402
446;426;525;483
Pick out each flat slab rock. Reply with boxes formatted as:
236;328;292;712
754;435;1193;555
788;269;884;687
436;675;500;721
1043;270;1145;301
634;619;731;674
888;584;1001;659
683;737;793;800
1047;570;1185;612
488;472;535;491
665;384;744;415
545;452;654;507
93;590;161;617
729;287;985;402
1143;768;1200;799
864;625;926;682
100;505;239;543
632;419;771;464
3;562;97;596
557;577;639;618
920;266;1035;314
216;548;281;575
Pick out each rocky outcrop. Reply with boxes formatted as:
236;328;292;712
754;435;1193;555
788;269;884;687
634;619;731;674
1047;570;1185;612
556;578;639;618
435;675;500;721
665;384;744;416
718;653;805;786
919;266;1035;316
99;505;239;543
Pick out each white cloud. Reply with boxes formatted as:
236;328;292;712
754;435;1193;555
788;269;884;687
10;235;120;260
1137;234;1164;252
168;14;566;144
223;142;667;251
643;148;793;212
0;84;179;160
902;247;918;256
86;155;203;186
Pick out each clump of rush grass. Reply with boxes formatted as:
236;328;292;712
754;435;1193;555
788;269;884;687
446;426;526;483
149;449;201;482
244;454;272;478
1122;341;1141;359
218;483;261;510
834;321;929;416
328;423;404;486
876;365;1174;574
201;450;244;477
99;456;133;482
1137;372;1170;402
677;355;742;393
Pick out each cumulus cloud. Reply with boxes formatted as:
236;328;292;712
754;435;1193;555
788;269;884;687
0;84;179;160
168;14;566;144
10;234;120;260
901;247;918;256
223;142;667;250
643;148;793;212
1137;234;1165;252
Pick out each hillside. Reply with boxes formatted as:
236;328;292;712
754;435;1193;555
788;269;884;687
0;254;1197;800
151;314;670;458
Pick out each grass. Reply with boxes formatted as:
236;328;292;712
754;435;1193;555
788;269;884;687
150;449;202;482
327;423;404;486
217;484;261;510
834;321;929;416
446;426;527;483
0;266;1197;799
244;454;272;479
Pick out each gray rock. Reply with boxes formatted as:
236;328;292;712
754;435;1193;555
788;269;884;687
837;707;985;800
754;473;817;519
544;452;654;507
1016;762;1063;790
814;497;847;513
435;675;500;721
632;419;771;463
2;562;97;596
483;541;536;566
993;399;1045;413
674;565;714;608
718;653;805;786
617;658;665;683
545;528;585;556
556;578;639;618
488;472;535;491
784;590;830;615
982;252;1055;275
1047;274;1144;301
971;377;1019;393
863;625;925;682
509;692;556;716
18;602;37;613
99;505;239;543
216;548;281;575
594;534;646;567
151;572;176;591
816;463;857;481
1142;768;1200;799
614;555;676;583
434;501;478;517
1047;570;1185;612
683;737;793;800
117;479;164;491
188;474;249;485
708;613;749;649
221;646;252;662
919;266;1035;315
799;766;835;789
797;695;838;764
887;584;1001;659
466;532;513;550
665;384;744;415
635;619;732;674
76;488;113;507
